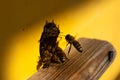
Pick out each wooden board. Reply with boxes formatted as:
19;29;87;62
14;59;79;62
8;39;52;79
28;38;116;80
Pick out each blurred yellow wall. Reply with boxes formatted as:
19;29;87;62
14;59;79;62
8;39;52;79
1;0;120;80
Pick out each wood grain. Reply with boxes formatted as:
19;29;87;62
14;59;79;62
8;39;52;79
28;38;116;80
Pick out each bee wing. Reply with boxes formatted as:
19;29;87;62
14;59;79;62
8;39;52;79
68;44;72;55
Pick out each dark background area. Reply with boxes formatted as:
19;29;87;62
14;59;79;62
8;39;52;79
0;0;91;39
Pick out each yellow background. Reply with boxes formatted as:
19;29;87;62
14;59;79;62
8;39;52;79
1;0;120;80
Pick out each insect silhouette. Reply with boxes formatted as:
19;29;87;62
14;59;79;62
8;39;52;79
37;21;67;70
65;34;83;54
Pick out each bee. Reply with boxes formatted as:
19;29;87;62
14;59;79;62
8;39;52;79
51;41;67;63
37;21;67;70
65;34;83;54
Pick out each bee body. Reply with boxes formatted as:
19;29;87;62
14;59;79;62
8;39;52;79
65;34;83;54
37;21;67;70
73;40;83;52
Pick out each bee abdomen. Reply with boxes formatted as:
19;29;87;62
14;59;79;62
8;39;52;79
73;41;83;52
55;47;67;62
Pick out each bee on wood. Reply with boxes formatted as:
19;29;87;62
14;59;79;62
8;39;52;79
37;21;67;70
52;41;67;63
65;34;83;54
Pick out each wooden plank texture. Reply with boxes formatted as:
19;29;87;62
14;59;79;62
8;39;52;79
28;38;116;80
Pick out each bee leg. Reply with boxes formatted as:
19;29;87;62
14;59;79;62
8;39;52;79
68;44;72;55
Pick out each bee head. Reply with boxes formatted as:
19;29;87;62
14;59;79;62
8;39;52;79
43;21;60;37
65;34;74;42
65;34;70;40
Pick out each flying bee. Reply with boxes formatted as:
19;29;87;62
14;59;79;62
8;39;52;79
37;21;67;70
65;34;83;54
